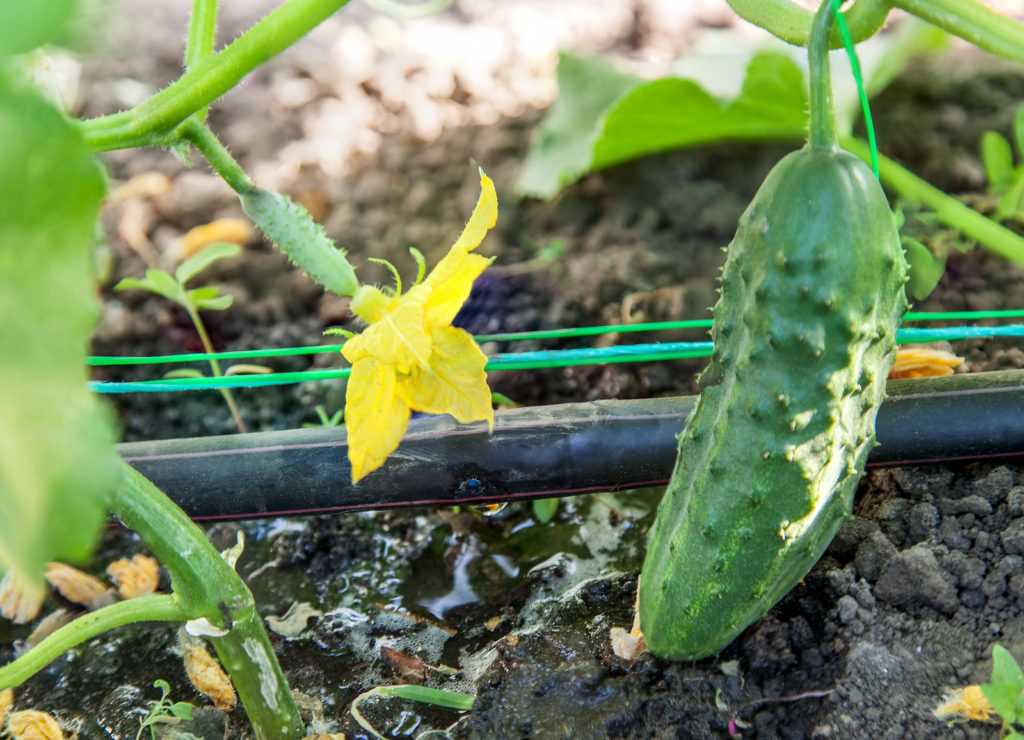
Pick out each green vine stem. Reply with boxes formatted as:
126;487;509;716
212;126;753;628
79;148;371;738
113;463;303;737
0;595;185;689
808;0;837;150
843;136;1024;265
185;0;220;123
80;0;350;151
727;0;1024;64
179;118;255;193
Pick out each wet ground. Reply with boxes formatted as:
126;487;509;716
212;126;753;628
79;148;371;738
5;1;1024;737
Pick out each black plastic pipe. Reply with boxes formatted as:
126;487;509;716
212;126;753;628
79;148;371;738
118;370;1024;521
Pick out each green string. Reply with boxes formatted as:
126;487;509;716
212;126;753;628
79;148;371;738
87;309;1024;368
832;0;880;177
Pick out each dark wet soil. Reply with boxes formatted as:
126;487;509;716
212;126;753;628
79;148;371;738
6;4;1024;738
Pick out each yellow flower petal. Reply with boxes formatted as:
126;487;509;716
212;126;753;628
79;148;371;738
343;286;432;372
424;253;494;330
426;171;497;289
345;358;412;483
397;326;493;428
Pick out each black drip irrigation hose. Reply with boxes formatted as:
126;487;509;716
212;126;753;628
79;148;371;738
118;370;1024;521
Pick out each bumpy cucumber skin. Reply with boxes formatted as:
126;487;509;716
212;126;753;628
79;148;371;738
639;145;908;660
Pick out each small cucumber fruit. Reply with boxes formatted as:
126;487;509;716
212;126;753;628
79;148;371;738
638;0;909;660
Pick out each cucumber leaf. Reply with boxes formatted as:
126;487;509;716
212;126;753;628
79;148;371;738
0;76;116;586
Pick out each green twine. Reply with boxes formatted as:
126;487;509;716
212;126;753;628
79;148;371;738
832;0;880;177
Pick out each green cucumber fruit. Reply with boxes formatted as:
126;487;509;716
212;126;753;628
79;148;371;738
638;0;909;660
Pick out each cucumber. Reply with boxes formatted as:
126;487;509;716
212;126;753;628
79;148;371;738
638;0;908;660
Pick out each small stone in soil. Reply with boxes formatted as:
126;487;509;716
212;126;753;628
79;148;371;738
874;545;959;615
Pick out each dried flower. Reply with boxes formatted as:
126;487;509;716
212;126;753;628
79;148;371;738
183;638;237;712
889;347;963;380
0;689;13;726
6;710;63;740
45;563;113;610
934;685;993;722
106;554;160;599
0;572;45;624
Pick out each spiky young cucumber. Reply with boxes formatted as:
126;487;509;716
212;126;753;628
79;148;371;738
638;0;909;660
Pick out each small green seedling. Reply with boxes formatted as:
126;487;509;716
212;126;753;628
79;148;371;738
982;645;1024;739
116;243;247;432
981;107;1024;222
135;679;198;740
303;404;344;428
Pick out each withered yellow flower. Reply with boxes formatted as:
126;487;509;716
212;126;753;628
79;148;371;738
106;554;160;599
0;571;45;624
6;710;63;740
183;638;237;712
889;347;963;380
933;685;993;722
0;689;13;726
342;170;497;482
45;563;112;610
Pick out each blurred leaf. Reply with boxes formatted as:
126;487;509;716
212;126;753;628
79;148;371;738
520;24;948;199
516;53;639;198
532;497;559;524
1015;107;1024;160
997;177;1024;222
241;187;357;296
982;131;1015;192
175;242;241;286
981;682;1021;724
0;75;116;586
517;53;806;198
992;645;1024;687
193;294;233;311
170;702;194;720
593;53;806;173
903;238;945;301
115;269;182;305
0;0;76;56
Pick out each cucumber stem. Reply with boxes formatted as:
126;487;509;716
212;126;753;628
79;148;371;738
808;0;838;150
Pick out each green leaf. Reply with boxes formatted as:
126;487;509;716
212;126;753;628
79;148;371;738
532;497;559;524
594;52;806;173
175;242;241;286
115;270;182;305
0;75;116;586
193;294;233;311
0;0;76;56
981;682;1022;723
516;53;639;198
992;645;1024;686
1014;106;1024;160
982;131;1015;192
170;702;194;720
153;679;172;694
516;53;808;198
902;238;945;301
241;188;357;296
377;685;475;711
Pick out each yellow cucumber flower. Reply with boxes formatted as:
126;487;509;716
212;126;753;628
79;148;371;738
342;171;498;482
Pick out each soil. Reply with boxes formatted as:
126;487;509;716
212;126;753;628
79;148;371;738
6;1;1024;738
